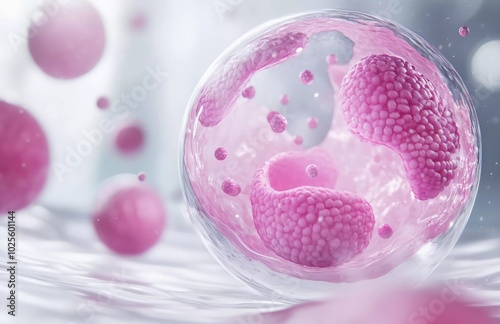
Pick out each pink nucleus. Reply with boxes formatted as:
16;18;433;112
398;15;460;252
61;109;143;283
250;150;374;267
92;183;166;255
300;70;314;85
0;101;49;213
307;117;319;129
340;54;459;200
214;147;228;161
270;114;287;133
137;172;146;181
280;94;289;105
459;26;469;37
326;54;337;65
378;224;393;239
28;0;106;79
242;86;256;99
96;96;109;110
221;178;241;197
115;124;145;155
294;135;303;145
306;164;319;178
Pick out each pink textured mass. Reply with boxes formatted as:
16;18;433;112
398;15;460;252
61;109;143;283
28;0;105;79
92;184;166;255
250;151;374;267
300;70;314;85
0;101;49;213
378;223;393;239
459;26;470;37
214;147;228;161
221;178;241;197
115;124;145;155
340;54;459;200
242;86;256;99
270;114;287;133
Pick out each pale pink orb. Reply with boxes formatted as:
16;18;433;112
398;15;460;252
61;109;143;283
137;172;146;181
214;147;227;161
300;69;314;84
115;124;145;155
0;101;49;213
326;54;337;65
242;86;256;99
28;0;106;79
307;117;319;129
280;94;289;105
270;114;287;133
267;111;279;123
96;96;109;110
294;135;303;145
92;184;166;255
459;26;469;37
306;164;319;178
221;178;241;197
378;223;394;239
130;12;147;30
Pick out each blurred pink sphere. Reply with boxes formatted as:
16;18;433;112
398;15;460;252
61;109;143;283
92;183;166;255
0;101;49;213
28;0;106;79
115;124;145;155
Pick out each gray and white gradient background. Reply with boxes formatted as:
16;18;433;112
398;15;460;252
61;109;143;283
0;0;499;323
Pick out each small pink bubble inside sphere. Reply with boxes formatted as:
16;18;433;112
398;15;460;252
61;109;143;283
214;147;228;161
242;86;256;99
459;26;469;37
221;178;241;197
96;96;109;110
300;69;314;84
0;101;49;213
307;117;319;129
28;0;106;79
378;223;394;239
115;124;145;155
306;164;319;178
92;183;166;255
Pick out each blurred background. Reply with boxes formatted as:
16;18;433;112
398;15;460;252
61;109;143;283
0;0;498;323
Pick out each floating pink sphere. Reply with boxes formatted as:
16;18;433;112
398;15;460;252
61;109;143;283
0;101;49;213
307;117;319;129
137;172;146;181
267;111;279;123
306;164;319;178
130;12;147;30
300;69;314;84
269;114;287;133
326;54;337;65
96;96;109;110
280;94;289;105
28;0;106;79
242;86;256;99
214;147;228;161
92;183;166;255
459;26;469;37
294;135;303;145
115;124;145;155
221;178;241;197
378;224;393;239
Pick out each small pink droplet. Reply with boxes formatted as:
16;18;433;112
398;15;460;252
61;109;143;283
306;164;319;178
459;26;469;37
131;12;147;30
221;178;241;197
96;96;109;110
267;111;279;123
28;0;106;79
138;172;146;181
294;135;303;145
92;183;166;255
326;54;337;65
214;147;227;161
242;86;256;99
300;70;314;85
280;94;289;105
307;117;318;129
270;114;287;133
115;124;145;155
378;224;393;239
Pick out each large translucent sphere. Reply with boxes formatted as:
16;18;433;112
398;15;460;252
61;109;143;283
180;10;480;301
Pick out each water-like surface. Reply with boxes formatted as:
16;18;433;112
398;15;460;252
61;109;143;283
0;200;498;323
